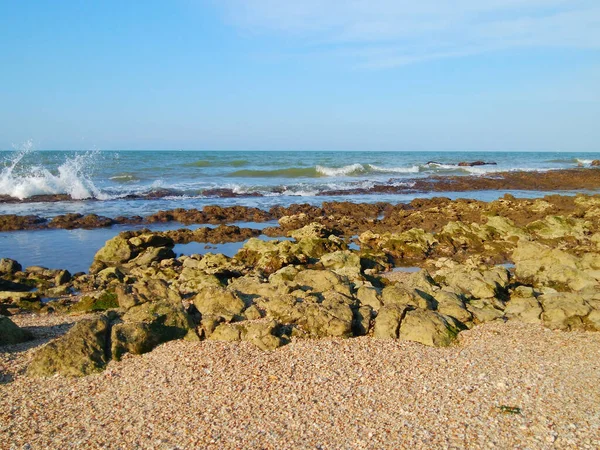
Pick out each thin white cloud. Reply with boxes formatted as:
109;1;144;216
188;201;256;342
219;0;600;67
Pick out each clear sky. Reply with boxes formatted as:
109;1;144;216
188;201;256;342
1;0;599;151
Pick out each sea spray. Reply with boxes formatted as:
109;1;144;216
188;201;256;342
0;149;108;200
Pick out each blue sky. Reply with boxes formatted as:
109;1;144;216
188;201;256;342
1;0;599;151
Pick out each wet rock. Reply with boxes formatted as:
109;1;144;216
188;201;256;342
0;316;33;345
49;213;114;229
0;214;47;231
457;160;496;167
27;315;112;377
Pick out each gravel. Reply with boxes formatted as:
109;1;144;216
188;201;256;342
1;315;600;449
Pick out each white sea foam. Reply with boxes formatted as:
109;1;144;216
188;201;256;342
315;163;366;176
0;149;109;200
576;158;594;165
367;164;420;174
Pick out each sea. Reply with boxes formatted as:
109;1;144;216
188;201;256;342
2;148;600;272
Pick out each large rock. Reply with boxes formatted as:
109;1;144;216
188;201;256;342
513;242;597;291
320;250;362;279
193;286;246;321
257;292;354;338
525;215;590;240
381;285;434;310
116;278;180;310
539;293;592;330
294;269;352;297
434;290;472;324
209;320;284;350
504;297;542;324
398;309;461;347
0;258;22;274
90;232;175;273
27;316;111;377
373;305;405;339
0;316;33;345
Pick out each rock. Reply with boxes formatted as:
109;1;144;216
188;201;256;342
360;229;437;262
320;250;362;279
0;258;22;274
289;223;333;240
90;232;175;273
399;309;461;347
111;299;196;360
466;298;505;323
193;286;246;321
125;246;175;268
0;316;33;345
513;242;597;291
91;235;134;270
373;305;405;339
27;315;111;377
197;253;241;275
539;292;592;330
525;215;589;240
177;268;222;295
116;278;180;310
257;292;354;338
235;239;300;275
441;267;507;299
381;285;434;310
292;236;346;259
352;305;372;336
356;285;382;310
69;291;119;313
209;320;284;350
591;160;600;167
504;297;542;324
294;269;352;297
434;290;472;324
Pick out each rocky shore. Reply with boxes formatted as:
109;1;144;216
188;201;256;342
2;193;600;447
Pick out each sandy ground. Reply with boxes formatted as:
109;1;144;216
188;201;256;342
1;315;600;449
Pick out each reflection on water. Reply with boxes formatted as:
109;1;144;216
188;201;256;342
0;224;289;274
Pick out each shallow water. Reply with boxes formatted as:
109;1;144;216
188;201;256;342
0;221;280;273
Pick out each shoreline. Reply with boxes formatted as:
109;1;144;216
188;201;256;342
2;192;600;447
1;167;600;205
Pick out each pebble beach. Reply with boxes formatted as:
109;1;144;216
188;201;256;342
2;315;600;449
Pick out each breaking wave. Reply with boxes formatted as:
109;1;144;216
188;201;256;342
0;147;109;200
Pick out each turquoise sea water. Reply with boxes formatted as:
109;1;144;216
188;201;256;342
2;150;600;271
2;150;600;218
